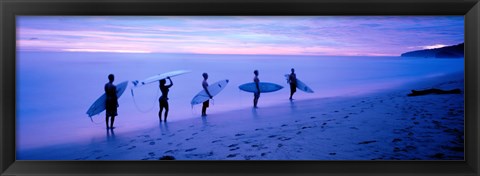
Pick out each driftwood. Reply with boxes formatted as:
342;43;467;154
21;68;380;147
407;88;461;96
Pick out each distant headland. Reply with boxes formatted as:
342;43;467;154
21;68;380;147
401;43;464;58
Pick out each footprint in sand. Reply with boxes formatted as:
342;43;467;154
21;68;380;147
164;150;177;154
281;124;288;127
212;140;222;143
301;126;312;129
186;137;194;141
185;148;197;152
156;138;162;141
329;153;336;155
148;152;155;156
192;133;198;136
277;144;284;148
149;142;155;145
127;146;136;150
228;144;239;148
230;147;240;151
310;116;316;119
268;135;278;138
169;134;176;137
255;128;264;131
296;131;302;135
261;152;269;156
244;155;257;160
278;137;292;141
226;153;239;158
235;133;245;137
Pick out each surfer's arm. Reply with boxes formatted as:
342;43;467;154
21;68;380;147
167;77;173;88
203;83;213;98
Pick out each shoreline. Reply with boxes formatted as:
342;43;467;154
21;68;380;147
18;73;465;160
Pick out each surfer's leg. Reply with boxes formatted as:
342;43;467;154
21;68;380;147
105;115;109;129
201;105;206;116
201;101;208;116
164;102;169;122
254;93;259;108
110;116;115;129
159;100;164;121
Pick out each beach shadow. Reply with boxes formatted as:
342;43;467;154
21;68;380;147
290;100;297;111
251;108;259;119
159;121;170;134
106;128;116;141
201;116;209;127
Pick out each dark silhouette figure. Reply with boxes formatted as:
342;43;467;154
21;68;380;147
159;77;173;122
407;88;461;96
202;73;213;116
253;70;260;108
104;74;118;129
288;68;297;100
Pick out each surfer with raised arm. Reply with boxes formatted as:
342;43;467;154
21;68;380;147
253;70;260;108
159;77;173;122
105;74;118;129
288;68;297;100
202;73;213;116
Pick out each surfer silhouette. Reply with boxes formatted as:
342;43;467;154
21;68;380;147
104;74;118;129
159;77;173;122
288;68;297;100
202;73;213;116
253;70;260;108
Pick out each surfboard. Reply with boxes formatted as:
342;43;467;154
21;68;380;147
284;74;314;93
238;82;283;93
132;70;190;87
191;79;229;105
86;81;129;118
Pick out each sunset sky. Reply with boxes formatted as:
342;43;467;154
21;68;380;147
16;16;464;56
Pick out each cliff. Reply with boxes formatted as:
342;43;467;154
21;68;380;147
401;43;464;58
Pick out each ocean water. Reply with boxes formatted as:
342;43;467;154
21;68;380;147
16;52;464;151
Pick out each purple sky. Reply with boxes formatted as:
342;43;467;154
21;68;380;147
17;16;464;56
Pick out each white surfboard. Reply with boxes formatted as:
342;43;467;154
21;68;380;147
132;70;190;87
86;81;129;118
284;74;314;93
239;82;283;93
191;79;229;105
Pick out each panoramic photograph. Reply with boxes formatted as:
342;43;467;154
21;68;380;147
16;16;464;160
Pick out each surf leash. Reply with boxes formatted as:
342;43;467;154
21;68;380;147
130;87;159;113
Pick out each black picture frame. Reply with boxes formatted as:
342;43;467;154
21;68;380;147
1;0;479;175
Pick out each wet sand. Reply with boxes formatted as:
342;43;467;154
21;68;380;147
18;73;464;160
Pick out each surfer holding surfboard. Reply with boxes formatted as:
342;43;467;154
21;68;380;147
253;70;261;108
201;73;213;116
159;77;173;122
105;74;119;129
288;68;297;100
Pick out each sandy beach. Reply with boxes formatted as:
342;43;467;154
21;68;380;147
18;72;464;160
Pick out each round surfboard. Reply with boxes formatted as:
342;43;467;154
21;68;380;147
239;82;283;93
132;70;190;87
87;81;129;117
284;74;314;93
191;79;229;105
